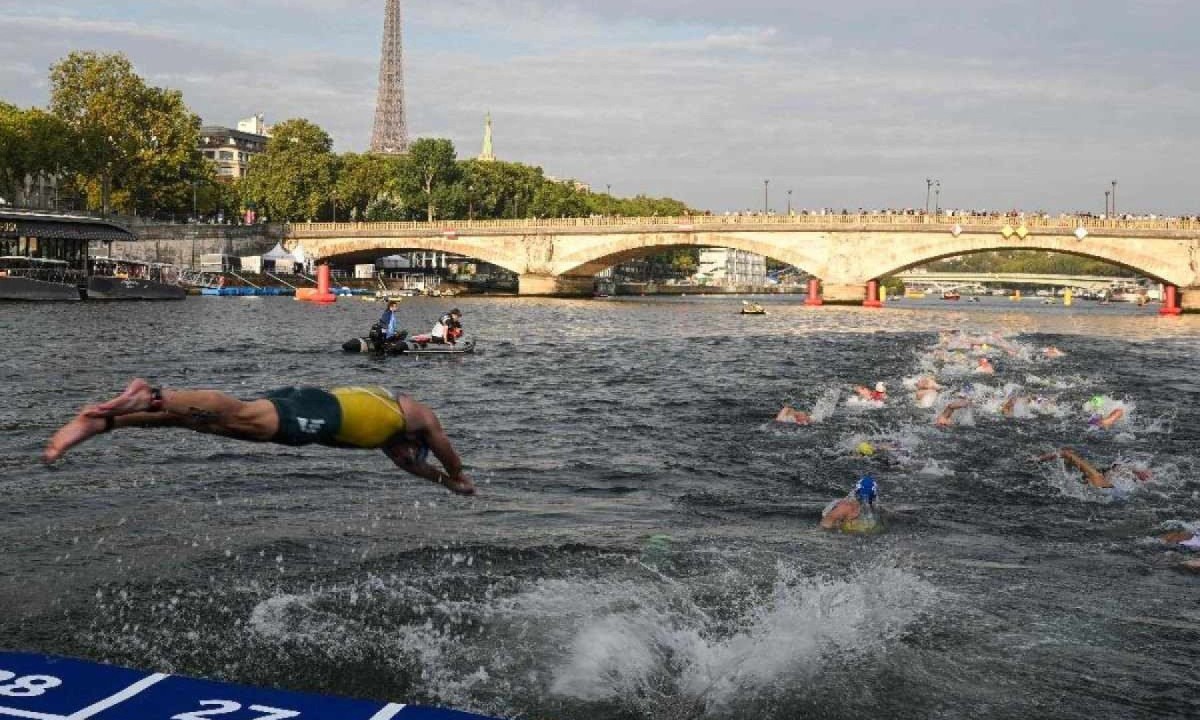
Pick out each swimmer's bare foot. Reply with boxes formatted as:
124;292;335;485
85;379;156;418
442;472;476;496
44;409;109;463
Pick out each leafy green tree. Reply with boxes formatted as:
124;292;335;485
365;192;410;221
0;103;78;205
49;51;201;216
530;179;589;218
336;152;404;220
460;159;543;219
400;138;460;221
241;118;336;222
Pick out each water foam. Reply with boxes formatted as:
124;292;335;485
544;561;937;715
229;558;938;717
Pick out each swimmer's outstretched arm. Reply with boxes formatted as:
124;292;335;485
389;397;474;496
1038;448;1110;488
382;441;474;496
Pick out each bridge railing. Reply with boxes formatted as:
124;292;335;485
287;214;1200;235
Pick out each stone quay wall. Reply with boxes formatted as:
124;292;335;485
92;224;283;269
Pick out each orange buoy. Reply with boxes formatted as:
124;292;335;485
298;265;337;303
805;278;823;306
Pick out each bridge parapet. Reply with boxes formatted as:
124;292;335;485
288;214;1200;238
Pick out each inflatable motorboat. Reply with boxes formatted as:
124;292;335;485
343;337;476;355
343;326;475;356
740;301;767;315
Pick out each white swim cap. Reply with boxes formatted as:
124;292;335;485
875;382;886;393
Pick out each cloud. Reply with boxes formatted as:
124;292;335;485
0;1;1198;212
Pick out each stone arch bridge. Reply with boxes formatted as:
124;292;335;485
285;215;1200;310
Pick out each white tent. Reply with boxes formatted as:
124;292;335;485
262;243;292;261
291;244;308;265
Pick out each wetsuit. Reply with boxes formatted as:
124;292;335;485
263;386;407;448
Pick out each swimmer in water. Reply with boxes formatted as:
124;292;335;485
975;357;995;375
915;376;942;391
44;379;475;495
775;406;811;425
1042;346;1066;359
820;475;879;530
1159;529;1200;550
1034;448;1152;490
1000;392;1035;418
915;387;940;408
935;398;971;427
1088;407;1126;430
854;382;888;402
1159;529;1200;572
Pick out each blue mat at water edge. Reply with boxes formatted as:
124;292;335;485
0;652;503;720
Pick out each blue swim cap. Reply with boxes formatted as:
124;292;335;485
855;474;878;503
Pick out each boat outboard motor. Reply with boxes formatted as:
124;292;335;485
368;322;387;353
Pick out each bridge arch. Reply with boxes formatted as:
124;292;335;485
552;231;826;280
859;233;1186;287
295;236;527;276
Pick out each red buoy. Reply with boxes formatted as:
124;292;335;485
1159;284;1182;316
805;278;824;306
863;279;883;308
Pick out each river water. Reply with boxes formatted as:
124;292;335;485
1;295;1198;719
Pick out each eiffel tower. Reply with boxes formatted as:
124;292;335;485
370;0;409;154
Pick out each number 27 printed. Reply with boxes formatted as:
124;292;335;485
172;700;300;720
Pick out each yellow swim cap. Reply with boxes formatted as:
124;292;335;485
856;441;876;457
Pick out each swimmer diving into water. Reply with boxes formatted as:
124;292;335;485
44;379;475;495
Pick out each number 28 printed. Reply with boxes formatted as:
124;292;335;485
0;670;62;697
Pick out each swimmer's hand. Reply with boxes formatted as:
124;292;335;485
441;471;476;496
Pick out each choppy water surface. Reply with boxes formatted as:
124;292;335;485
1;295;1198;719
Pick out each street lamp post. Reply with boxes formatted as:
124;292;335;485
763;179;770;215
787;189;793;216
1105;190;1111;217
925;178;932;214
1111;180;1117;217
468;184;475;221
606;184;611;195
934;181;941;215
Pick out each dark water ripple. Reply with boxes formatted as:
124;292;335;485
1;295;1198;720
